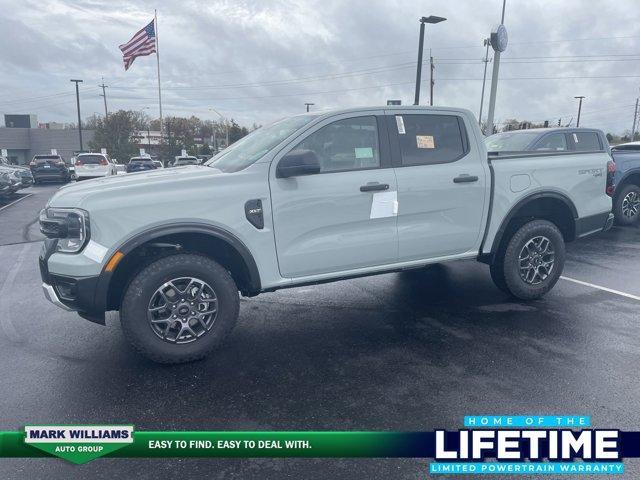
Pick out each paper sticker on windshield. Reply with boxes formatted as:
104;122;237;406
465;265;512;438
416;135;435;149
395;116;406;134
573;133;579;143
355;147;374;159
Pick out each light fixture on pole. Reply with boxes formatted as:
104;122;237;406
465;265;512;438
485;0;508;135
574;96;585;127
304;102;315;112
414;15;446;106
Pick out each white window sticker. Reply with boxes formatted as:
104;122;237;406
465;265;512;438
416;135;435;149
573;133;579;143
354;147;374;159
395;115;406;134
370;191;398;219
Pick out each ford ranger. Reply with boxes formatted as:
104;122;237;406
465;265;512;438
39;106;614;363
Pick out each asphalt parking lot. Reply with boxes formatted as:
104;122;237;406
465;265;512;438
0;183;639;479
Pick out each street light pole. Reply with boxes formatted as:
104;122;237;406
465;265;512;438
70;79;83;151
414;15;446;106
630;97;638;141
574;96;585;127
485;0;508;135
209;107;229;148
478;38;491;127
304;102;314;112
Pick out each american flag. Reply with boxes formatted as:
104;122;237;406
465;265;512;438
119;20;156;70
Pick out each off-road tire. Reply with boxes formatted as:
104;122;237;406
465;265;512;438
499;219;565;300
120;253;240;364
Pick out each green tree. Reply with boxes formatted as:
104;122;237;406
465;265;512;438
199;143;212;155
88;110;146;162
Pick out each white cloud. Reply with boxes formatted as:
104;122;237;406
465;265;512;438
1;0;639;133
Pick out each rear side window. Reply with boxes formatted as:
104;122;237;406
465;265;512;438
572;132;601;151
533;133;567;151
395;114;467;166
292;116;380;173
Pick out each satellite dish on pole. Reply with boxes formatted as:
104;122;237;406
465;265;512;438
490;24;508;52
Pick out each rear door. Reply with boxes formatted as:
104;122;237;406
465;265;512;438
387;111;487;261
270;112;398;278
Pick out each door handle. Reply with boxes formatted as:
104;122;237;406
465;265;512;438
453;174;479;183
360;183;389;192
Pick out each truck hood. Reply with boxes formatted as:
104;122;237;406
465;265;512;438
48;166;223;207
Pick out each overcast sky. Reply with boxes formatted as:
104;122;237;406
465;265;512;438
1;0;639;133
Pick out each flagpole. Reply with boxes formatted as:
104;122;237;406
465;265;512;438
154;9;164;142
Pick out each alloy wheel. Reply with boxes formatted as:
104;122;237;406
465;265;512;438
147;277;218;344
518;236;555;285
621;191;640;219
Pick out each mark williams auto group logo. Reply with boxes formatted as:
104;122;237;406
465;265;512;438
430;415;623;475
24;425;134;464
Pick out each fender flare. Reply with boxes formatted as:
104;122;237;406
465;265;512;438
95;223;262;312
488;191;578;259
615;168;640;198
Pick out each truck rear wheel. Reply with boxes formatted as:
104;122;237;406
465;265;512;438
614;184;640;226
120;253;240;364
495;220;565;300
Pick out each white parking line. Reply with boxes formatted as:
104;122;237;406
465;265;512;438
0;193;33;212
561;276;640;302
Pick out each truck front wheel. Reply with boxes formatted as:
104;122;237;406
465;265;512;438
494;220;565;300
120;253;240;364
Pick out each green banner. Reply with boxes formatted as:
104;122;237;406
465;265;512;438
1;428;418;464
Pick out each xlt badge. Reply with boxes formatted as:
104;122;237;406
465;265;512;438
245;199;264;229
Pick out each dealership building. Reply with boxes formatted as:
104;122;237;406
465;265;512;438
0;114;94;165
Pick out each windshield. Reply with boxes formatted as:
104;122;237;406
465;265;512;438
484;132;540;152
130;158;152;163
206;114;318;173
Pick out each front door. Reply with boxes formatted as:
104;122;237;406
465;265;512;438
387;111;488;261
270;113;398;278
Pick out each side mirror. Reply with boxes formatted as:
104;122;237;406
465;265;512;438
276;150;320;178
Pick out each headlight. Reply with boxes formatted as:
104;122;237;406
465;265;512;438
39;208;90;253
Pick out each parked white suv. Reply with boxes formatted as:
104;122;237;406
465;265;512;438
74;153;117;180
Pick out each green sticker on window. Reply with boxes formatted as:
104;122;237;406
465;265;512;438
354;147;374;159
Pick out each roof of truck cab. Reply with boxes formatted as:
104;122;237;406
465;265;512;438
488;127;603;135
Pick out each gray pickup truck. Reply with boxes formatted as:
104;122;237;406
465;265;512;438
39;107;614;363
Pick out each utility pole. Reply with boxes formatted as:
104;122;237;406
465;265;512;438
70;79;83;151
414;15;446;105
478;38;491;127
486;0;508;135
631;97;639;141
429;50;435;106
304;102;314;112
99;77;109;118
574;96;585;127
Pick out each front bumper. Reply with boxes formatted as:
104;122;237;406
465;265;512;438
39;241;106;324
42;283;73;311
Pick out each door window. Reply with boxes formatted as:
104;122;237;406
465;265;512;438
572;132;601;151
533;133;568;151
395;114;467;166
291;116;380;173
